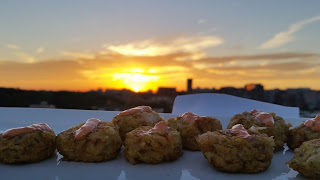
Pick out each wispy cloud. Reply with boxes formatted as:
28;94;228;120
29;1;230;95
60;51;95;59
104;34;223;57
4;44;20;49
36;47;45;53
3;44;46;63
198;52;317;64
197;19;206;24
259;15;320;49
13;52;37;63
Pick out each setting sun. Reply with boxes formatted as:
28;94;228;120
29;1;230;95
112;68;160;92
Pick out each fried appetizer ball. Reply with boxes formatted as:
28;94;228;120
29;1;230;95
227;109;291;149
198;124;275;173
167;112;222;150
287;139;320;179
123;121;183;165
112;106;164;141
56;118;122;162
0;123;56;164
288;115;320;149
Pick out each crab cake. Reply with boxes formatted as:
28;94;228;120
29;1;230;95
0;123;56;164
288;115;320;149
56;118;122;162
198;124;275;173
287;139;320;179
112;106;164;141
227;109;291;149
123;121;183;165
167;112;222;151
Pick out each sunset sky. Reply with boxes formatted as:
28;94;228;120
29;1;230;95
1;0;320;92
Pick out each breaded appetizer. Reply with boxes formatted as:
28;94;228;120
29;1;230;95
227;109;291;149
198;124;275;173
123;121;183;164
112;106;164;141
0;123;56;164
287;139;320;179
167;112;222;150
288;115;320;149
56;118;122;162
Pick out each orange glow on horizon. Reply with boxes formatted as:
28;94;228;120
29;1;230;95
112;68;160;92
1;50;320;93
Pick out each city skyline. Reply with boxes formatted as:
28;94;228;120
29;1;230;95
1;82;319;116
1;1;320;92
1;81;317;94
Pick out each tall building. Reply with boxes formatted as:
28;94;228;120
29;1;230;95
244;83;264;101
187;79;192;94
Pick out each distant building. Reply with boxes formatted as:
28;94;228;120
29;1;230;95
302;90;320;110
245;83;264;91
219;87;243;96
244;83;264;101
157;87;177;97
187;79;193;94
264;89;281;103
29;101;55;108
193;87;215;94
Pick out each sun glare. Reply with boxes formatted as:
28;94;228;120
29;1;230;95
113;68;159;92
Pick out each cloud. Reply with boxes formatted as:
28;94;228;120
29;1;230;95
259;15;320;49
197;52;317;64
13;52;37;63
104;34;223;57
3;44;45;63
213;61;319;72
36;47;45;53
4;44;20;49
60;51;95;59
197;19;206;24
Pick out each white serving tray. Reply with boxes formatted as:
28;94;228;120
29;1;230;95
0;107;308;180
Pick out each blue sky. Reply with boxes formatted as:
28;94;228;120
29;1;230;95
0;0;320;91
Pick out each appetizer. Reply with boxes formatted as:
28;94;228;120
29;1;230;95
287;138;320;179
287;115;320;149
112;106;164;141
0;123;56;164
167;112;222;150
227;109;291;149
198;124;275;173
124;121;183;164
56;118;122;162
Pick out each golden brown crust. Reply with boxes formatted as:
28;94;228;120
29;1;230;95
0;130;56;164
123;125;183;164
56;121;122;162
112;110;164;141
287;139;320;179
227;111;291;149
167;115;222;150
287;123;320;149
198;129;275;173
